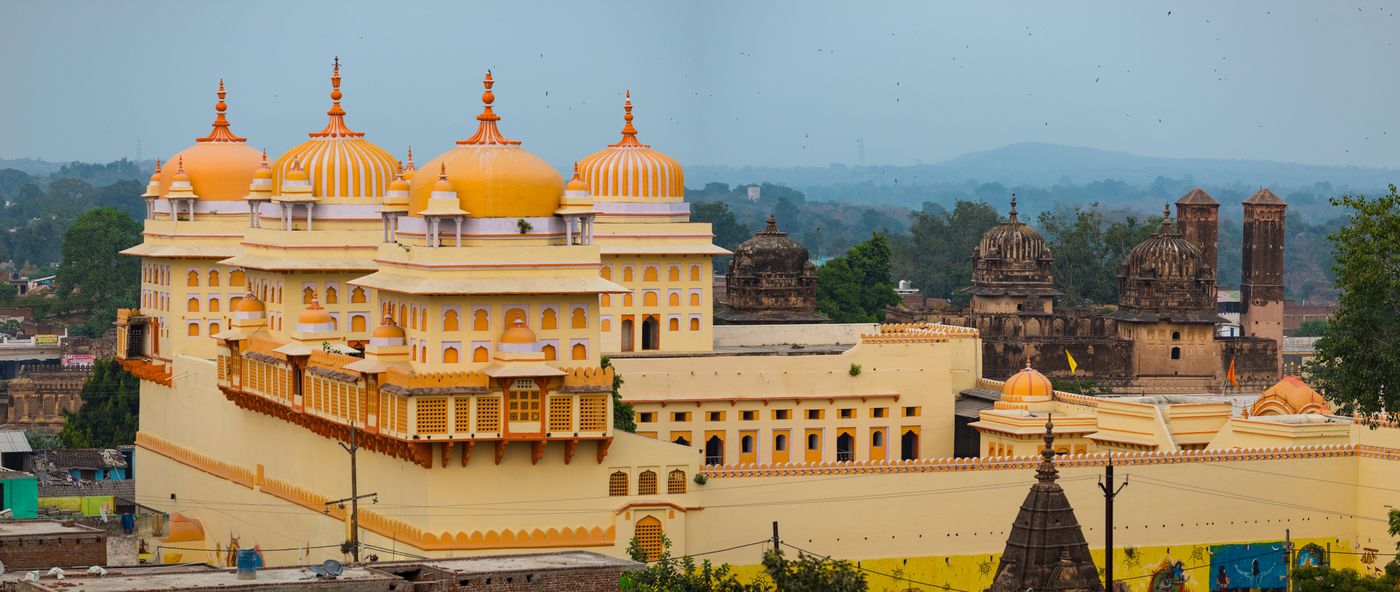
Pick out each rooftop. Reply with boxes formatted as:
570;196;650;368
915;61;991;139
0;520;104;538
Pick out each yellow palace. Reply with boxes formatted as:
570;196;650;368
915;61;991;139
116;62;1400;590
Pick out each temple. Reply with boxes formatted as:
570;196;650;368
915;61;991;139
112;63;1400;590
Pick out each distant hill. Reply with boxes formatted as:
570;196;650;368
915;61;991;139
689;142;1400;191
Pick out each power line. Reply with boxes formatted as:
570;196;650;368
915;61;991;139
1131;474;1389;523
156;543;343;553
780;541;975;592
646;539;771;565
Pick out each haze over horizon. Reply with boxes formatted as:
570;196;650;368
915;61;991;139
3;1;1398;171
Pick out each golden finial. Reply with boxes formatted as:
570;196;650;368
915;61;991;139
177;156;186;174
610;89;646;147
153;158;162;174
439;161;448;180
197;78;246;143
458;71;520;145
311;57;361;138
572;161;582;181
404;147;416;173
395;160;404;179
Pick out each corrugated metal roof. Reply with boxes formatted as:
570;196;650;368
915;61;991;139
0;430;32;453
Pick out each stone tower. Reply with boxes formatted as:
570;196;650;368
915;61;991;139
1241;188;1286;369
1175;188;1220;272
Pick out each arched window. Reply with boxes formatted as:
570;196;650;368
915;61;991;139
1170;347;1181;360
602;319;612;332
230;270;245;288
705;436;724;465
1171;331;1181;341
187;270;199;287
572;343;586;360
668;318;679;332
690;318;700;331
643;292;658;307
571;308;586;329
807;433;819;451
350;286;366;303
774;434;788;451
634;517;663;562
608;471;628;496
623;293;633;307
409;306;418;329
872;430;885;447
473;347;489;363
638;470;657;495
690;293;701;306
209;322;221;335
601;294;611;307
668;266;680;282
419;308;427;330
600;266;612;280
644;267;658;282
351;315;366;333
623;267;634;282
187;323;200;336
303;287;314;304
187;297;199;312
836;432;855;462
669;293;680;306
690;265;701;281
473;310;489;331
444;309;459;331
541;308;557;330
667;470;686;494
542;344;556;360
208;270;220;286
505;308;526;326
741;434;754;454
325;287;338;304
399;304;409;326
443;347;459;364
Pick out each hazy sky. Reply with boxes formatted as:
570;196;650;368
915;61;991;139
3;1;1398;170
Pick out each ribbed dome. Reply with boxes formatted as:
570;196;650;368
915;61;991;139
1123;208;1204;282
409;73;563;218
976;198;1050;265
1002;362;1053;402
577;91;684;199
160;81;261;200
729;216;812;276
967;198;1058;300
1249;375;1331;416
272;60;397;198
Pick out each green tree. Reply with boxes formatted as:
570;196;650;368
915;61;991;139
1309;186;1400;416
890;200;999;306
692;201;753;252
623;534;764;592
762;548;868;592
59;359;140;448
1294;319;1329;337
816;233;900;323
1038;205;1160;305
56;207;142;337
602;356;636;433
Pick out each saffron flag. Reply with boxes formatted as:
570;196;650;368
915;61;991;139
1228;356;1238;388
1065;349;1078;374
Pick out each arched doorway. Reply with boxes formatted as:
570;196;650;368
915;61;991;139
620;319;634;352
641;316;660;350
900;429;919;460
836;432;855;462
704;436;724;466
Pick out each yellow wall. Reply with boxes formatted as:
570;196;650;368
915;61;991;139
598;254;713;354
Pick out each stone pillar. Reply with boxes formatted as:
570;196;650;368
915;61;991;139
1241;188;1287;373
1175;188;1220;273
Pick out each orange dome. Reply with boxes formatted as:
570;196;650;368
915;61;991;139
500;319;537;344
160;80;262;200
565;162;588;192
577;91;684;199
1249;375;1331;416
409;72;562;218
233;292;265;313
252;149;273;180
372;315;406;339
298;299;333;325
272;59;397;198
1002;362;1053;401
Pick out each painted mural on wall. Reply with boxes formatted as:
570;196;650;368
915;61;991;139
1209;542;1286;592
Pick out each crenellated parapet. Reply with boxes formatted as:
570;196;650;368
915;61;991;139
381;368;491;395
560;366;614;392
860;322;980;344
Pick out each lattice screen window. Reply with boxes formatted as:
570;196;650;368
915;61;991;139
635;516;663;561
331;382;342;418
476;397;501;432
417;398;448;434
547;397;572;432
454;397;471;433
395;396;409;433
608;471;628;496
579;395;607;432
668;470;687;494
638;470;657;495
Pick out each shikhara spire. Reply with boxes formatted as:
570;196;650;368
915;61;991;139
196;79;247;143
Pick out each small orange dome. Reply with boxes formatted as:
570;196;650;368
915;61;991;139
171;157;192;183
1250;375;1331;416
565;162;587;192
253;149;273;180
500;319;537;344
285;159;310;182
432;162;455;193
149;159;163;183
372;315;406;339
299;298;333;325
233;292;265;313
1002;362;1053;401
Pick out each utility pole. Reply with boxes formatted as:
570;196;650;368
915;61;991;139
326;424;376;563
1284;528;1293;592
771;521;783;590
1099;454;1128;591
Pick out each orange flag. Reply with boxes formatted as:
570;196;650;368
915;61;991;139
1228;356;1238;388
